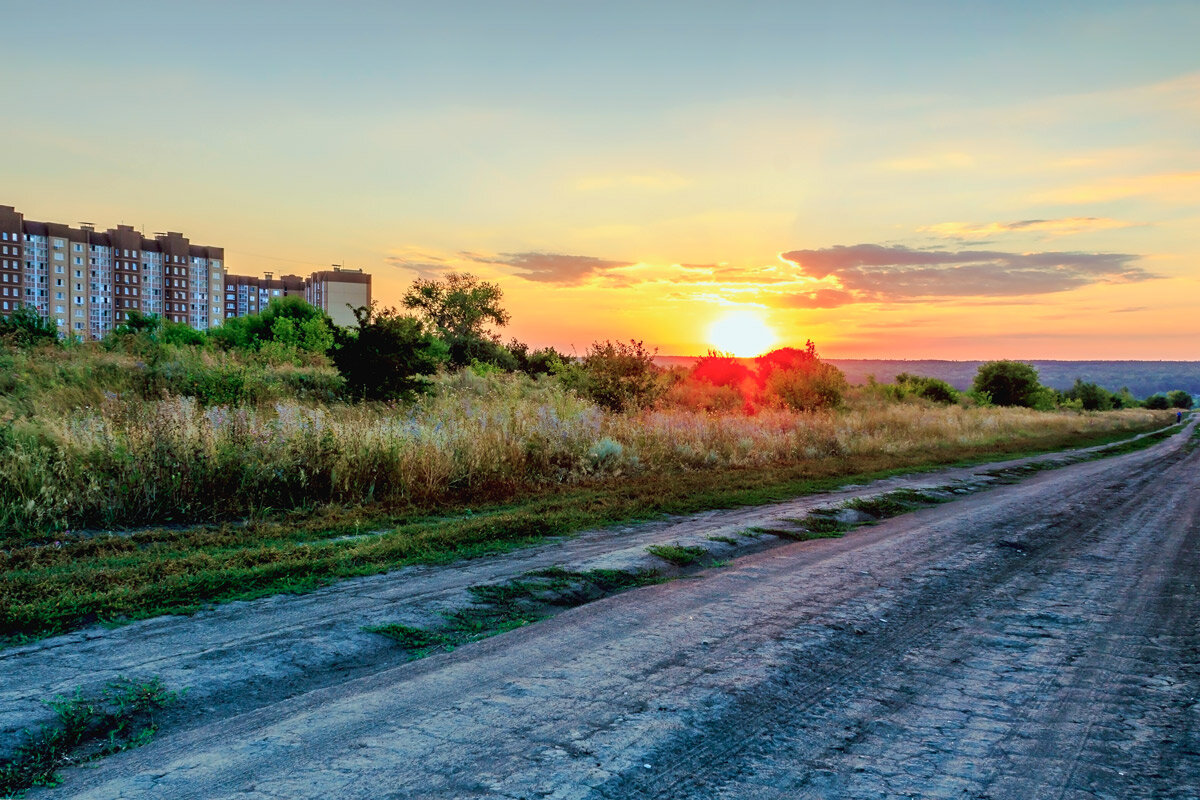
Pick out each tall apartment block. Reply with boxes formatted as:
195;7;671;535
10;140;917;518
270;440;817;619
1;206;372;336
0;205;223;338
223;268;370;328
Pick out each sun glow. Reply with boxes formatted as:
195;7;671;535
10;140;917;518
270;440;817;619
707;310;777;357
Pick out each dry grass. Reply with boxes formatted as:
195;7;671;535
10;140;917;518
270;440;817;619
0;366;1165;533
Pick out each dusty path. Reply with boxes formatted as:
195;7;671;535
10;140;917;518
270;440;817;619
14;422;1200;798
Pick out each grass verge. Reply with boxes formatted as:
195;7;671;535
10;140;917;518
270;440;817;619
0;678;178;797
1;418;1176;645
645;544;709;566
366;566;664;659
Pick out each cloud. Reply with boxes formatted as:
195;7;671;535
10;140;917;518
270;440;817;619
778;244;1157;303
777;289;856;309
469;251;636;285
384;255;455;281
919;217;1138;240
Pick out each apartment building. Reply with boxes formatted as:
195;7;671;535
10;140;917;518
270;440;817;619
1;206;373;337
223;268;370;328
0;206;223;338
305;268;370;327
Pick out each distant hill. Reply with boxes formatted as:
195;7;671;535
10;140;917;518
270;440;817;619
654;357;1200;399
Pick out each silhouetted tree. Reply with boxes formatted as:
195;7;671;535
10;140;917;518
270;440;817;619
972;361;1044;407
402;272;510;368
332;305;448;400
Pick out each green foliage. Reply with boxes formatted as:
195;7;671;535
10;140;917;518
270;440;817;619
1144;393;1171;410
161;319;206;347
507;339;569;377
208;297;335;355
559;339;662;412
332;304;448;400
1063;378;1114;411
645;543;709;566
0;304;58;347
1167;389;1194;409
894;372;959;404
402;272;511;368
972;360;1044;408
757;343;847;411
0;677;177;796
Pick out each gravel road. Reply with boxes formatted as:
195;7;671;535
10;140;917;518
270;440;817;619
19;422;1200;799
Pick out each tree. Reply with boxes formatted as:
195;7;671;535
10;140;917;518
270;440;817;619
402;272;510;367
0;304;58;347
332;304;448;400
972;361;1044;408
1065;378;1114;411
1167;389;1194;409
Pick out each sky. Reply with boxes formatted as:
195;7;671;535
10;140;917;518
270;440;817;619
2;0;1198;358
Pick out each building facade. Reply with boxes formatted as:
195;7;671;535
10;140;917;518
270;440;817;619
1;206;373;337
305;268;371;327
0;205;224;338
223;268;370;327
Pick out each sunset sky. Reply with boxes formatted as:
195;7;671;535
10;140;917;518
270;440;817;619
3;1;1198;358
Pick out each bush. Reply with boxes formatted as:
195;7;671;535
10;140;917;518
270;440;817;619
0;305;58;347
1144;393;1171;410
972;361;1043;408
208;297;335;354
756;343;846;411
332;305;448;401
560;339;661;412
1167;390;1194;409
895;372;959;404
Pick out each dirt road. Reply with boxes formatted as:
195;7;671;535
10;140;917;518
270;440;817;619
23;424;1200;798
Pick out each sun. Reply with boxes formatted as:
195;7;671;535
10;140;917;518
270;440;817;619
707;310;777;357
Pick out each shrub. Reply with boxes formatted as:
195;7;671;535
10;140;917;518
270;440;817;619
0;305;58;347
332;305;447;401
756;343;846;411
1167;390;1194;409
561;339;662;412
1144;393;1171;410
895;372;959;404
972;361;1043;408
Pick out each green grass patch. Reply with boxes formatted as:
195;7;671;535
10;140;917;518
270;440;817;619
796;512;852;536
2;419;1174;645
0;678;178;797
646;543;709;566
366;566;664;660
844;488;947;519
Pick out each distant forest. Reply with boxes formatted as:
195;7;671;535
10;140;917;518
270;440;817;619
657;358;1200;399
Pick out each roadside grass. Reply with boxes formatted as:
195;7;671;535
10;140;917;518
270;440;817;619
1;416;1176;645
646;543;709;566
0;678;178;797
366;566;664;659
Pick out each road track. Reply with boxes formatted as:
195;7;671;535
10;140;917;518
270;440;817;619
19;423;1200;799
